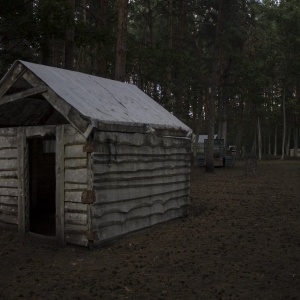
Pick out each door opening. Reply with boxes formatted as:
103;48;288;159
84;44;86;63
28;137;56;236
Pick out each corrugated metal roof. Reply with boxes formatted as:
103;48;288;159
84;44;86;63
19;61;191;133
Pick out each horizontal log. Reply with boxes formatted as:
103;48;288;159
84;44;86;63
65;183;88;190
65;144;87;159
0;85;47;105
65;191;83;203
0;213;18;225
0;136;17;149
0;204;18;215
0;128;17;135
0;159;18;170
0;170;18;178
65;212;87;225
92;189;189;214
0;195;18;205
65;223;88;233
92;160;190;175
93;168;190;182
93;174;189;190
94;182;189;204
65;158;87;168
0;178;18;188
92;145;189;157
25;125;56;137
92;204;189;228
92;197;189;221
65;202;88;213
0;187;18;197
94;131;190;148
93;207;188;243
0;149;18;159
65;168;87;184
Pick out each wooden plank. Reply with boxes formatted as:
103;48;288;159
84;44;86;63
65;202;88;213
65;191;82;203
0;62;25;98
0;213;18;225
17;127;26;236
65;168;87;184
65;223;88;232
0;196;18;205
0;149;18;159
0;128;17;136
0;170;18;178
65;183;88;190
94;131;191;148
0;178;18;188
92;195;189;218
0;187;18;197
93;167;190;182
65;144;87;158
0;204;18;215
0;136;17;149
0;159;18;170
0;86;47;105
92;201;188;225
65;158;87;168
93;174;189;190
92;207;188;243
56;125;65;247
94;182;189;204
92;160;190;175
65;212;87;225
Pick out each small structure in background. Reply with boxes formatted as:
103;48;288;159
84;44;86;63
0;60;192;247
196;135;234;167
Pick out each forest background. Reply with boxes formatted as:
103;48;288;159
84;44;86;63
0;0;299;160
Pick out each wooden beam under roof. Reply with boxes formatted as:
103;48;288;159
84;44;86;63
0;86;48;106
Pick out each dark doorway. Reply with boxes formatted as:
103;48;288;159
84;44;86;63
28;137;56;236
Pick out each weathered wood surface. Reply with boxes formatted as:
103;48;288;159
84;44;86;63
0;131;18;225
91;130;191;245
63;125;89;246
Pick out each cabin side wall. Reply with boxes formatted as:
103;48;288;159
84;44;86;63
91;131;191;244
0;128;18;226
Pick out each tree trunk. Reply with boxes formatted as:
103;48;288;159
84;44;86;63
96;0;108;77
115;0;128;82
206;0;223;172
293;126;299;157
281;86;286;160
274;124;277;156
257;117;262;160
285;126;291;156
65;0;75;70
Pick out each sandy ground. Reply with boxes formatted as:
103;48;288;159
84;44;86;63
0;159;300;300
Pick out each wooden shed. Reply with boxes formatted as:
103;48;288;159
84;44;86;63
0;60;192;247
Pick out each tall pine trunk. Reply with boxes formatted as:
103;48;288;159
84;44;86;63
65;0;75;70
206;0;223;172
281;86;286;160
115;0;128;82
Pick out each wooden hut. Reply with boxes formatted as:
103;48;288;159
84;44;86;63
0;61;192;247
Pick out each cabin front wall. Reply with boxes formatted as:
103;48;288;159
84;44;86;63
0;128;18;227
90;130;191;245
0;125;90;247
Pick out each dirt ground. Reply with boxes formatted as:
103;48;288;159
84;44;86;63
0;159;300;300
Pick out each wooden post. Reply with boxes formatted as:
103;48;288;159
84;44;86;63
56;125;65;246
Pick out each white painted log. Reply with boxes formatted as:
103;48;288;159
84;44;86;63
0;196;18;205
65;144;87;158
65;168;87;184
0;159;17;170
0;149;17;159
65;158;87;168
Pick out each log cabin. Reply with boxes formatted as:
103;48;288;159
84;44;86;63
0;60;192;247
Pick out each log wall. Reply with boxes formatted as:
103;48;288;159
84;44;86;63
0;128;18;226
63;125;89;246
91;131;191;244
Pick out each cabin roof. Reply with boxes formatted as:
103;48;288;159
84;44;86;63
0;60;191;137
